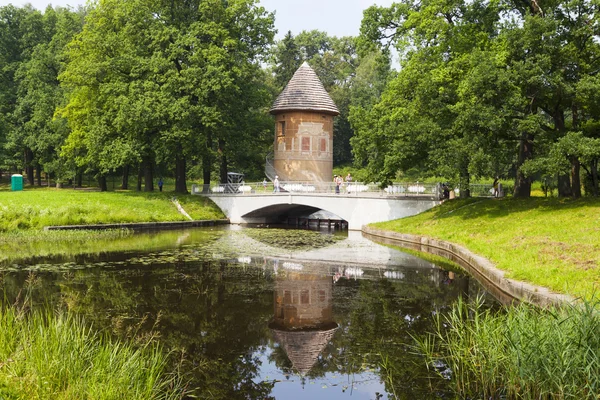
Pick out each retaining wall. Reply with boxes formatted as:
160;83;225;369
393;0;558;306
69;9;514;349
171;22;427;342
362;226;574;306
44;219;230;232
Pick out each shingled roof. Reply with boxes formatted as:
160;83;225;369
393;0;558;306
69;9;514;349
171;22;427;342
270;62;339;116
271;326;338;376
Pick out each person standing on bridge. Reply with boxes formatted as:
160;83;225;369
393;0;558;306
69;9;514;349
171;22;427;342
273;176;280;193
335;175;342;194
345;173;352;194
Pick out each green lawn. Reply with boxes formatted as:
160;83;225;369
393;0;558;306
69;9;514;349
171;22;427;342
0;188;225;231
373;197;600;299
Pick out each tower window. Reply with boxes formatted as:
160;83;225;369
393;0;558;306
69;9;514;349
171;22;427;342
301;137;310;152
278;121;285;136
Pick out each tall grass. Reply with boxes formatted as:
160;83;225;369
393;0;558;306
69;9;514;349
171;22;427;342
0;305;186;399
416;297;600;399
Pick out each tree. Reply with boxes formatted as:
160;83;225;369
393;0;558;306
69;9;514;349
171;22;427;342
60;0;275;192
8;6;83;186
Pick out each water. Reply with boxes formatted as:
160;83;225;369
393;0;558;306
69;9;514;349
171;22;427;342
0;227;495;399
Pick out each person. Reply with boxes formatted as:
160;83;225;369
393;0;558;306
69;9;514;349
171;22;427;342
493;177;499;197
273;175;280;193
262;178;267;190
345;173;352;193
158;177;163;192
335;175;342;194
442;183;450;199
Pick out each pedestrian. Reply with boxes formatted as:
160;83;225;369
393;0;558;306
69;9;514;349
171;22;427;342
158;177;163;192
262;178;267;191
345;173;352;194
335;175;342;194
273;175;280;193
493;177;499;197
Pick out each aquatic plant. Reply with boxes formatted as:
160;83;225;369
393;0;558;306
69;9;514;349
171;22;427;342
242;228;343;250
0;305;186;399
416;297;600;399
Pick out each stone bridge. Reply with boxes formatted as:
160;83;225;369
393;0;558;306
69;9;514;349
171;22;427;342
196;192;441;230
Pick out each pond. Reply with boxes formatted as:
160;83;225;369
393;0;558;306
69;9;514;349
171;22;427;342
0;227;497;399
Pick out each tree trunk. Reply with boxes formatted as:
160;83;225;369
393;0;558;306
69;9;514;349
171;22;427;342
121;165;129;190
36;164;42;186
571;157;581;198
592;160;599;197
219;138;228;184
557;174;572;197
514;132;533;198
25;148;34;186
175;154;188;193
137;165;143;191
76;172;82;187
143;157;154;192
203;131;213;185
98;175;107;192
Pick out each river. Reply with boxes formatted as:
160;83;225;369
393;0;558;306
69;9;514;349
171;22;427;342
0;226;497;399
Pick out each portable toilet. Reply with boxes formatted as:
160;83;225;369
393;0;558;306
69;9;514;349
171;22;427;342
11;174;23;191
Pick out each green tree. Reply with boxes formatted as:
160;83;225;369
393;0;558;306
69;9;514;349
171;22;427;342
60;0;274;192
8;6;83;186
0;5;45;180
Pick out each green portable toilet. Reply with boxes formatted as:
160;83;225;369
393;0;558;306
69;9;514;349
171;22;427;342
11;174;23;191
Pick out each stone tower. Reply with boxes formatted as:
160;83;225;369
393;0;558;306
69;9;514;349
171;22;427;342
269;62;339;182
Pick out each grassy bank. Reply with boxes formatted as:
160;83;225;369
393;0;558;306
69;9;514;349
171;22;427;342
0;189;225;231
372;197;600;299
0;306;185;399
417;297;600;399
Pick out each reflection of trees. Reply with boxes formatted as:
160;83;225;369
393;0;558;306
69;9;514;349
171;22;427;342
3;261;276;400
268;268;471;397
1;252;482;399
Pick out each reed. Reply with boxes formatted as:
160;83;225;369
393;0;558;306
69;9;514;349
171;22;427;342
0;306;185;399
416;297;600;399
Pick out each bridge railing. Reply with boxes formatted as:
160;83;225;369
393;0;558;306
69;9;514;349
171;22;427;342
192;181;449;198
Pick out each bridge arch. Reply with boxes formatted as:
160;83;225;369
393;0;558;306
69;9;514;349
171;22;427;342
202;193;440;230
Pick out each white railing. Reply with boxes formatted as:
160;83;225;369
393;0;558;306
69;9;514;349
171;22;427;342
264;152;277;182
192;181;452;198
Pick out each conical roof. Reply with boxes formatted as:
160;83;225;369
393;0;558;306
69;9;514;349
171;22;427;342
270;62;339;116
271;326;338;375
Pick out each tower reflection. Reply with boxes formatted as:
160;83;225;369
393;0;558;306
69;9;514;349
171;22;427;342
269;268;338;376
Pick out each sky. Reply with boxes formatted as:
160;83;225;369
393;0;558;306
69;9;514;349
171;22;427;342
2;0;396;39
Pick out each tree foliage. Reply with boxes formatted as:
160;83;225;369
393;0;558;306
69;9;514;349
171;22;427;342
352;0;600;197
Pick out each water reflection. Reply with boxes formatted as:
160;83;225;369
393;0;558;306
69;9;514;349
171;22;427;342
0;227;496;399
270;271;337;376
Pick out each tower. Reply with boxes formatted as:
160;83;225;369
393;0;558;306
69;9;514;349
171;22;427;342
269;62;339;182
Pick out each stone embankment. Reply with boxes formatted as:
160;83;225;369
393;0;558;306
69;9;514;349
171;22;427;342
362;226;573;306
44;219;230;231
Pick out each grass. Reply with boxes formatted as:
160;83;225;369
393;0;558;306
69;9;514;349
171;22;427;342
372;197;600;299
416;296;600;400
0;189;225;231
0;305;185;399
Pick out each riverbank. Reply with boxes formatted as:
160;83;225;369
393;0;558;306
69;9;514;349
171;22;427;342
0;306;186;399
0;189;225;231
370;197;600;300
